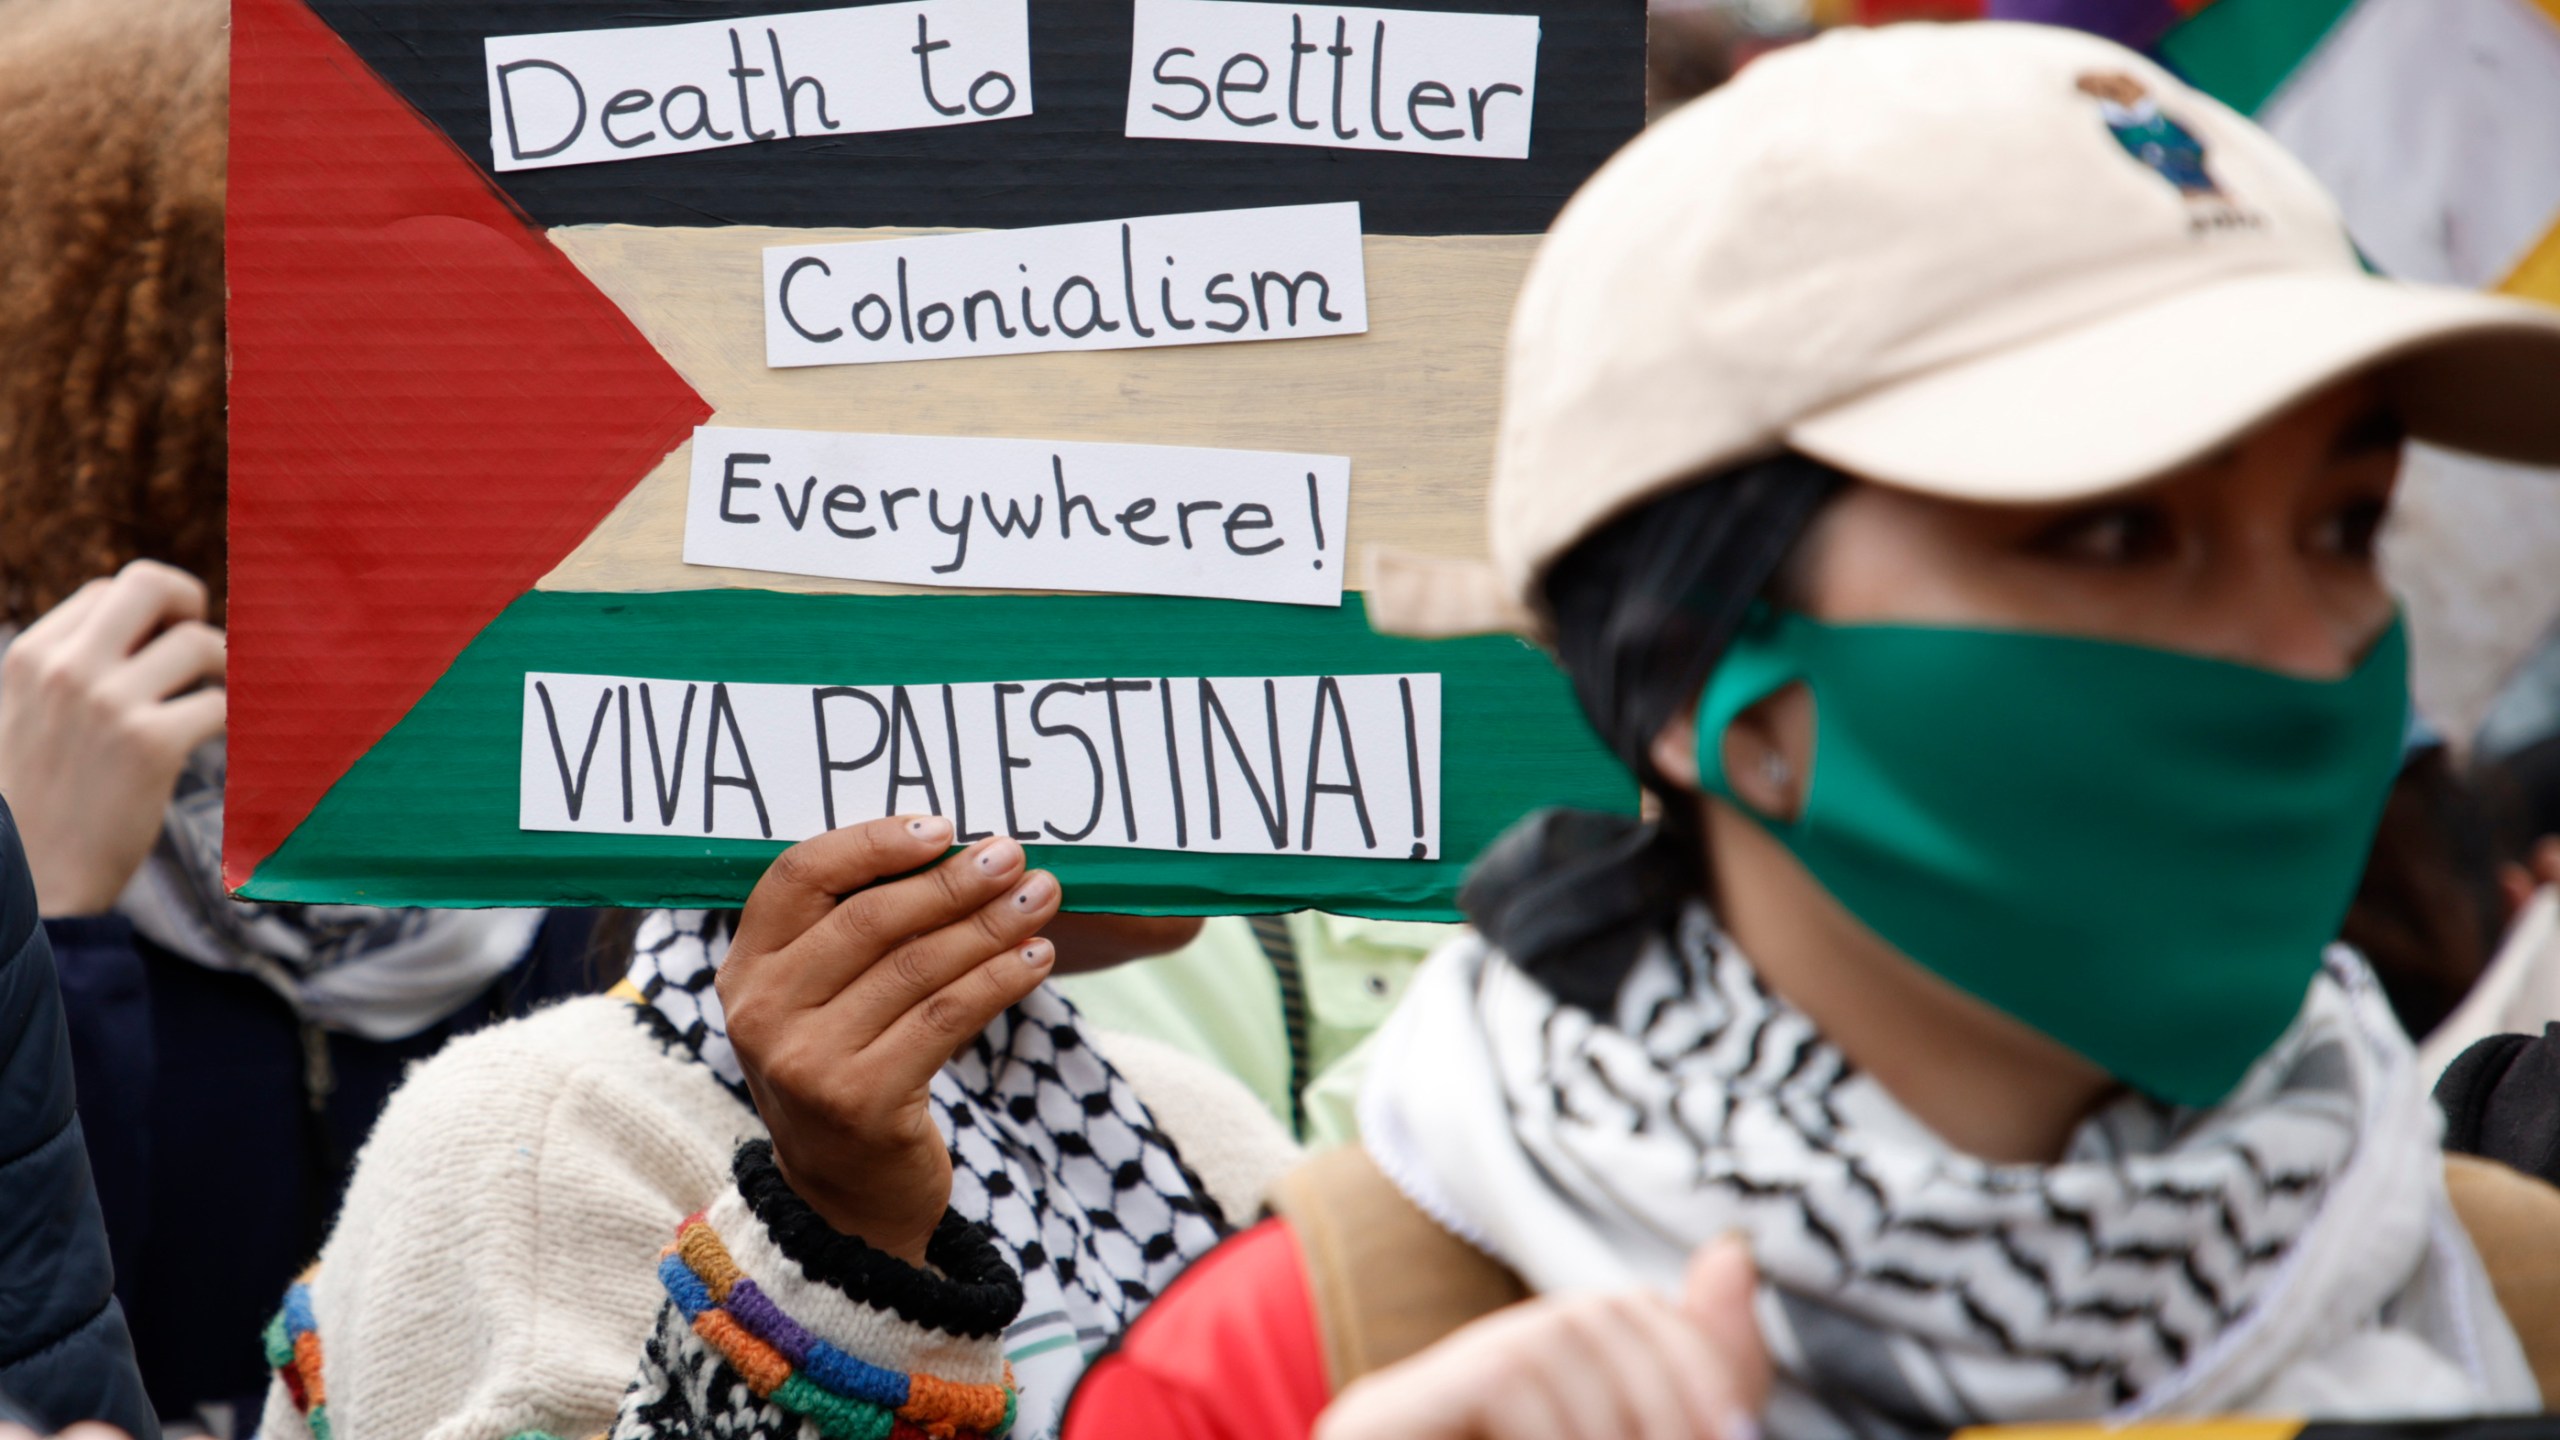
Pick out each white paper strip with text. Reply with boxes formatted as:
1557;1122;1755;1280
684;427;1351;606
485;0;1031;173
1126;0;1538;159
521;671;1441;859
764;202;1368;367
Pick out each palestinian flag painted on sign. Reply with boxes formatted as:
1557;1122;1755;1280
226;0;1641;914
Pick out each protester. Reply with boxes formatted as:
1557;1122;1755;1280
2483;733;2560;915
1058;23;2560;1436
2420;697;2560;1175
0;796;154;1439
253;840;1292;1440
0;0;605;1426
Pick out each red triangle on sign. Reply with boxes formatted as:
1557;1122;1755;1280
224;0;710;889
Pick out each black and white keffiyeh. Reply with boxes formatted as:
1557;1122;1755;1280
1362;905;2534;1433
621;909;1229;1439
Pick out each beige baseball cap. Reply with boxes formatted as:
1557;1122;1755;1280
1375;21;2560;637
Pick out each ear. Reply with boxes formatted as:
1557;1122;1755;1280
1650;707;1702;790
1657;684;1812;823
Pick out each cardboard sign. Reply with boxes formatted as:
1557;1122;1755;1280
227;0;1643;918
763;203;1368;367
484;0;1032;172
1127;0;1540;159
684;427;1351;606
523;670;1440;859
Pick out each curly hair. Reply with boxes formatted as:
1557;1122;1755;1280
0;0;229;624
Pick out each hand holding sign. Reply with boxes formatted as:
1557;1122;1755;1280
721;814;1061;1265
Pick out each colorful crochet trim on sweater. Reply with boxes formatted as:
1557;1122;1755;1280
264;1268;332;1440
660;1213;1018;1440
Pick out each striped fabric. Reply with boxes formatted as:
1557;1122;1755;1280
657;1213;1018;1440
263;1270;330;1440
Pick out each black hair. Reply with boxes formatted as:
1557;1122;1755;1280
1459;452;1849;1011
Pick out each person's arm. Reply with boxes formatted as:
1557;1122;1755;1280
608;1141;1020;1440
261;815;1070;1440
41;914;150;1308
0;801;156;1440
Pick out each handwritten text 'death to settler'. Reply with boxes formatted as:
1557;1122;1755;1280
763;203;1367;367
483;0;1030;172
683;427;1352;607
520;672;1443;861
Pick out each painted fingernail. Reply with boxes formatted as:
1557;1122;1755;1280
1011;872;1054;908
1719;1412;1761;1440
974;837;1022;873
906;815;953;843
1020;939;1053;967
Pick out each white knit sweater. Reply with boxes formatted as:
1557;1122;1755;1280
256;994;1296;1440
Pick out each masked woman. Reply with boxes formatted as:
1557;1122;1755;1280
1061;22;2560;1440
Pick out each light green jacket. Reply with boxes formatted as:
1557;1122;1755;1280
1055;912;1454;1147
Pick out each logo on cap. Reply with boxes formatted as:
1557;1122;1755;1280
2075;71;2219;198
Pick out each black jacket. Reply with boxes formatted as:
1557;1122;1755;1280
0;797;155;1438
52;899;598;1428
2437;1023;2560;1186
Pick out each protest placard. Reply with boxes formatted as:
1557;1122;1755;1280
226;0;1643;916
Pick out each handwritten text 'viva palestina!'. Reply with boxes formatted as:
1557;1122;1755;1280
764;203;1366;367
685;427;1353;607
482;0;1538;173
521;671;1442;861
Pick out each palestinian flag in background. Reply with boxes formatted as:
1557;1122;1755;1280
1865;0;2560;308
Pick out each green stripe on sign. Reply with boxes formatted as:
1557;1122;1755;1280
240;588;1631;917
2159;0;2360;116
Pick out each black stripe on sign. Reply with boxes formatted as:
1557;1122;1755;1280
305;0;1643;234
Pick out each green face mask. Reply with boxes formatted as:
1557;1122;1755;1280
1696;609;2408;1107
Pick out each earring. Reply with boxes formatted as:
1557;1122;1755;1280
1758;751;1792;790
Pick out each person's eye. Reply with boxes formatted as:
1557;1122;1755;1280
2312;495;2390;562
2028;503;2174;565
